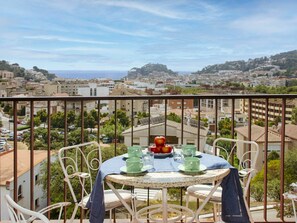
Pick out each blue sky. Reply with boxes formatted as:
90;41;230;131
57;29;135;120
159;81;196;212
1;0;297;72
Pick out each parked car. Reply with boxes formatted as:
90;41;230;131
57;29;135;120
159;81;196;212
102;137;112;144
1;128;10;134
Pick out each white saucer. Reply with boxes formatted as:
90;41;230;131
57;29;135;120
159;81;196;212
122;153;143;159
178;164;207;174
120;165;150;174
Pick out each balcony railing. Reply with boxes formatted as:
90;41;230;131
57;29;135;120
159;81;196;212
1;94;297;222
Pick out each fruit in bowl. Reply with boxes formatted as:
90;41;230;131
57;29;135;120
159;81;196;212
154;136;166;147
161;144;173;153
149;144;161;153
149;136;173;154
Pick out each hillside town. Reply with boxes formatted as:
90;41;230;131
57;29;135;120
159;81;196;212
1;54;297;221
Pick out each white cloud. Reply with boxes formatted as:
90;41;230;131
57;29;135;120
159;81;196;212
23;35;115;45
230;14;297;35
92;0;222;20
94;23;154;38
93;0;186;19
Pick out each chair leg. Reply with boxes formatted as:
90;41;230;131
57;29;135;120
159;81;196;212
109;209;113;222
185;192;190;208
213;203;218;222
69;204;79;223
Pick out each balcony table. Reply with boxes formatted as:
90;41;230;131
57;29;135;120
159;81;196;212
87;151;251;223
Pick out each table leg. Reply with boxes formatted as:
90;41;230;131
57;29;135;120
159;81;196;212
162;188;168;223
106;181;136;221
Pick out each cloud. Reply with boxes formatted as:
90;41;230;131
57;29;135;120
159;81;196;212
23;35;115;45
91;0;222;20
94;23;154;38
230;14;297;35
93;0;187;19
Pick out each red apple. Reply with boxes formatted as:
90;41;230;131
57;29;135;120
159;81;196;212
155;146;162;153
161;145;173;153
154;136;166;147
149;145;157;153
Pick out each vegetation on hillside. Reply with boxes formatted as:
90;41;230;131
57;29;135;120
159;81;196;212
0;60;26;77
193;50;297;76
0;60;56;80
127;63;178;78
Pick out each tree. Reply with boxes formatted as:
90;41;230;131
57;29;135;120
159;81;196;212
251;149;297;204
254;120;264;127
136;112;149;119
51;112;65;128
36;109;47;125
167;112;181;123
22;128;64;150
268;151;280;161
218;118;232;131
218;118;235;136
89;109;98;123
76;111;96;128
33;116;41;127
200;117;208;127
105;110;130;128
101;122;124;142
67;110;76;124
3;103;11;113
67;129;90;145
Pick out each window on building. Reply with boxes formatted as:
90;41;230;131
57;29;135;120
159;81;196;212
90;88;93;96
94;88;97;96
18;185;23;200
35;198;40;208
35;174;39;185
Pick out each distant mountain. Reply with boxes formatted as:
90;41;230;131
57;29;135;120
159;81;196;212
0;60;56;81
127;63;178;79
192;50;297;76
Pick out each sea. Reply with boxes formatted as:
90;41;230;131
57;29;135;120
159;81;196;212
50;70;127;80
50;70;192;80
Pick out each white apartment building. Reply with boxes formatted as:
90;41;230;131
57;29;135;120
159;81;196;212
0;150;49;220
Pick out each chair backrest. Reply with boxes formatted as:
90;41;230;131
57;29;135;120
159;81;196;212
58;141;101;204
5;194;51;223
213;138;260;196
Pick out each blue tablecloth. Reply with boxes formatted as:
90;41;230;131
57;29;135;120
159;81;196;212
87;153;250;223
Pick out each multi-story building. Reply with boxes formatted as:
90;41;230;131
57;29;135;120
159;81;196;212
109;84;148;117
168;99;194;109
0;150;49;220
241;98;297;122
0;71;14;79
53;78;89;96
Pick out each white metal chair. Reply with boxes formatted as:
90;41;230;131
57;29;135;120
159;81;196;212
58;141;134;222
185;137;259;223
5;194;70;223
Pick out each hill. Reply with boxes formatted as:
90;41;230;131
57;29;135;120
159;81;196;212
0;60;56;81
127;63;178;79
193;50;297;76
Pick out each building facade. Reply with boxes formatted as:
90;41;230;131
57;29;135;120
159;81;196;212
0;150;49;220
